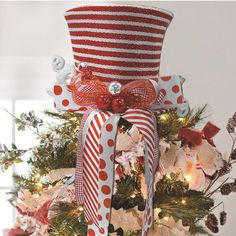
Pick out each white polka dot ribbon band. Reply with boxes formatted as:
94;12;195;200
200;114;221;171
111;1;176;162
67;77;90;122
49;5;191;236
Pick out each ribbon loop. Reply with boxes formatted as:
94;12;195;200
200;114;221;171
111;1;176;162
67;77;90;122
68;73;108;106
178;121;220;147
121;80;158;108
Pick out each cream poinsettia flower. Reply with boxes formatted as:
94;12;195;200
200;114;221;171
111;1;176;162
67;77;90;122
116;126;142;151
193;139;223;176
150;216;191;236
16;214;49;235
45;168;75;183
110;207;143;232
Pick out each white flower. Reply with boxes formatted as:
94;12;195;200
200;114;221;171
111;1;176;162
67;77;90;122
160;143;179;175
132;141;145;156
52;184;75;203
14;189;43;213
110;207;143;231
45;168;75;182
116;126;142;151
159;139;171;155
193;140;223;176
16;215;41;233
116;153;132;174
21;219;49;236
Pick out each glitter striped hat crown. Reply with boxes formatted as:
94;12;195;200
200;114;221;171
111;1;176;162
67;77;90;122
64;5;173;84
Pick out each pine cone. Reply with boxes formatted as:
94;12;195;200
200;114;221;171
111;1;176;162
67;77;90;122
137;203;145;211
226;117;236;133
116;228;124;236
220;183;233;195
112;197;125;210
230;149;236;160
218;160;232;176
220;211;227;225
108;224;115;233
205;220;219;233
207;213;218;226
230;182;236;193
211;226;219;233
233;112;236;121
123;199;135;210
226;122;235;133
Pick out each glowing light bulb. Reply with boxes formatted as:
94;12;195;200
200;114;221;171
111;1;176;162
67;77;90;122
178;117;185;122
131;163;137;172
131;194;136;198
159;114;168;121
78;206;84;211
35;173;41;179
166;174;171;179
36;182;43;188
164;216;169;221
181;199;186;205
185;174;192;182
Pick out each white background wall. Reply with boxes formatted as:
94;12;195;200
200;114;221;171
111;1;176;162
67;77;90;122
0;1;236;235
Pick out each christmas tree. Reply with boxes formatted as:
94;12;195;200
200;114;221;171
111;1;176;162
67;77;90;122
1;109;236;235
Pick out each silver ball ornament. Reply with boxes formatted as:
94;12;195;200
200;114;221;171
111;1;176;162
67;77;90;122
108;82;122;95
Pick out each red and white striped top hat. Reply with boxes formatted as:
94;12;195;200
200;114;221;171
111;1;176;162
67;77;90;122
65;5;173;84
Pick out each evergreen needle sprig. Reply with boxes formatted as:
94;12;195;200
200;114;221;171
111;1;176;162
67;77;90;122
4;108;43;134
48;201;87;236
157;104;209;141
0;143;26;171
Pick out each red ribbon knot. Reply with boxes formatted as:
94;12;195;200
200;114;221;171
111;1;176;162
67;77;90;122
67;70;159;113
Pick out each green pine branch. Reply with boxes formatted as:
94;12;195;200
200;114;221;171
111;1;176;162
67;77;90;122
157;104;209;142
48;201;86;236
154;174;214;230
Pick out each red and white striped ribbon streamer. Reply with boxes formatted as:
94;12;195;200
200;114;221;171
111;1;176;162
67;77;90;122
75;108;159;236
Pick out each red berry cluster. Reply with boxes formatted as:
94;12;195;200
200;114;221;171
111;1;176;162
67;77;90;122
96;94;127;113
